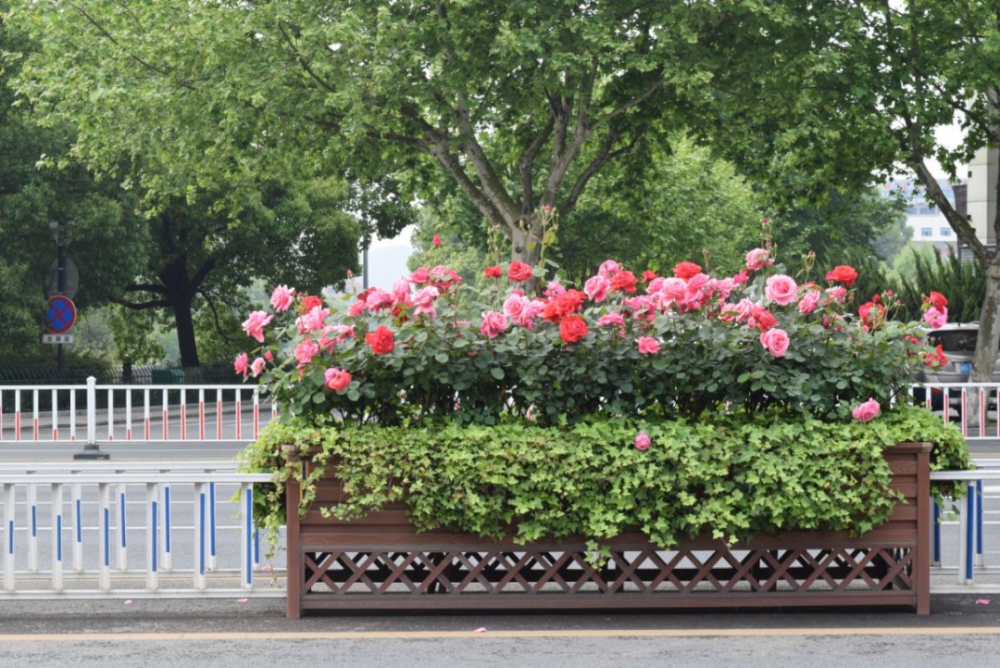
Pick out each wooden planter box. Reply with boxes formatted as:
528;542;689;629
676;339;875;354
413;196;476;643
285;442;931;618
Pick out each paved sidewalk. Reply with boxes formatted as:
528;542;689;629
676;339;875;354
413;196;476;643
0;596;997;668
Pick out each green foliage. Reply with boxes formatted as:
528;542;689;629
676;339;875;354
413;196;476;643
850;248;985;324
771;189;911;271
6;0;752;265
0;12;148;358
242;404;968;558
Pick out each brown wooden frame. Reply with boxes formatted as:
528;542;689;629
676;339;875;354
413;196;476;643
285;442;931;618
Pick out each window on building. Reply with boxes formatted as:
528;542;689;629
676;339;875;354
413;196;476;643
940;227;952;237
921;227;933;237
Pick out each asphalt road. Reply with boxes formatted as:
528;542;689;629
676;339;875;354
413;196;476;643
0;596;998;667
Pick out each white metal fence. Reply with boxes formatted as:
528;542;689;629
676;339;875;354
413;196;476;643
0;462;281;599
911;383;1000;440
0;377;275;444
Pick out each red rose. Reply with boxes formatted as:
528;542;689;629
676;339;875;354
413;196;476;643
925;291;948;311
299;295;324;314
484;266;503;278
753;306;776;332
673;262;703;280
859;301;885;329
641;270;659;283
542;289;587;323
825;265;858;286
923;344;948;367
365;325;395;354
559;315;589;343
610;270;638;294
508;261;534;282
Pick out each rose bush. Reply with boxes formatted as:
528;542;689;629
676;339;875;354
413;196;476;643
238;250;970;556
237;252;948;427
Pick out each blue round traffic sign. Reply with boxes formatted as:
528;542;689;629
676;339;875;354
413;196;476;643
45;295;77;334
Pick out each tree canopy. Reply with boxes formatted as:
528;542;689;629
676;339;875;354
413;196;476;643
6;0;761;268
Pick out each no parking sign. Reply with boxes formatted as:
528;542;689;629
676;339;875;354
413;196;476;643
44;295;77;334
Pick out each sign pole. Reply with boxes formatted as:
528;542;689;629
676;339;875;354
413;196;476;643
57;240;66;375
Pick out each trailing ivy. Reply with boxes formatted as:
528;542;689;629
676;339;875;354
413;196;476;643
242;404;968;558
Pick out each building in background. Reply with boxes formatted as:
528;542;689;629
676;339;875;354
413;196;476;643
964;148;997;257
881;177;961;253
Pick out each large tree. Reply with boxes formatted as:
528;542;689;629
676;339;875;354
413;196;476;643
0;9;147;360
700;1;1000;381
6;0;756;269
117;179;364;366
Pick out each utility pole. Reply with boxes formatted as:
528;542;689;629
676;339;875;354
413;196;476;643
363;242;370;291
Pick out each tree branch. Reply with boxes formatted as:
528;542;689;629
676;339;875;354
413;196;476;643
190;258;218;293
124;283;167;294
910;159;987;264
67;3;193;89
559;126;643;218
277;23;339;95
518;113;555;212
113;298;170;311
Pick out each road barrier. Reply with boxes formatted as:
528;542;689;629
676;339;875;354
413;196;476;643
0;377;276;444
910;383;1000;441
0;462;281;599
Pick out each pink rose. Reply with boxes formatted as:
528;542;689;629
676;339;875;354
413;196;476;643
765;274;798;306
391;278;411;305
746;248;772;271
598;312;626;327
636;336;661;355
294;338;320;366
825;286;848;303
347;300;367;317
298;307;329;334
233;352;248;378
503;293;528;320
319;325;354;352
732;270;749;285
242;311;274;343
798;290;821;315
584;275;611;303
662;277;688;304
365;288;393;313
270;285;295;312
735;298;755;323
924;306;948;329
432;234;442;247
479;311;509;339
408;267;430;284
687;273;710;293
545;281;567;299
324;367;352;392
645;277;666;294
852;397;881;423
625;296;657;320
634;432;651;451
412;286;439;317
250;357;266;378
598;260;621;278
516;299;546;329
719;303;740;322
759;328;790;358
711;278;735;300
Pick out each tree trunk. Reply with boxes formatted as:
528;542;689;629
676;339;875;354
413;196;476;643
510;220;544;266
972;261;1000;382
511;218;544;294
172;295;200;368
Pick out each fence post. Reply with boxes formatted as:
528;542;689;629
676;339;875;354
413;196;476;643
73;377;110;460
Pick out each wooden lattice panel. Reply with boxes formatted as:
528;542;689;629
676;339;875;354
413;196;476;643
285;442;931;616
299;546;915;599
